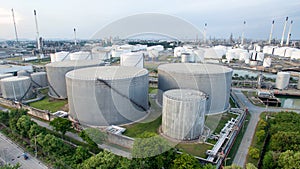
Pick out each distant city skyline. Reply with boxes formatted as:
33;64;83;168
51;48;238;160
0;0;300;40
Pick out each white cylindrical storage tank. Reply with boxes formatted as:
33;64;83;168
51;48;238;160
148;49;159;58
91;47;111;60
120;52;144;68
162;89;207;140
274;47;288;57
284;48;296;58
45;60;104;99
250;60;258;66
55;51;70;62
31;72;48;88
181;53;195;63
257;52;265;61
193;49;205;62
0;73;14;95
158;63;232;115
226;51;236;62
245;58;250;64
291;50;300;60
0;76;33;100
174;47;184;57
275;72;290;90
66;66;149;126
239;52;250;61
70;51;91;60
17;70;31;77
263;58;272;68
50;53;56;62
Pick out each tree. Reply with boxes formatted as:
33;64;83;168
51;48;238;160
0;163;21;169
28;124;46;139
79;151;120;169
172;153;201;169
49;117;72;137
224;164;243;169
246;163;257;169
132;132;172;158
73;146;91;164
256;130;266;143
270;131;300;152
0;111;9;125
278;150;300;169
83;128;107;144
257;119;267;130
262;151;278;169
249;147;260;159
16;115;35;137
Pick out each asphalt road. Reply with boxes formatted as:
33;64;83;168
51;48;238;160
232;88;300;167
0;133;48;169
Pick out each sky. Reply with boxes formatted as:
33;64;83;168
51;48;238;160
0;0;300;40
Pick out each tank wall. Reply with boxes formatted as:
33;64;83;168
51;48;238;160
0;78;32;100
158;70;232;114
162;94;206;140
67;74;149;126
31;72;48;88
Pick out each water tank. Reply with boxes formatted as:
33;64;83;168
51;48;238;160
275;72;290;90
181;53;195;63
51;51;70;62
263;58;272;68
0;76;33;100
45;60;104;99
120;52;144;68
162;89;207;140
66;66;149;126
31;72;48;88
158;63;232;115
70;51;91;60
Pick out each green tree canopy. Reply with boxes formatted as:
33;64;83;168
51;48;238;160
49;117;72;136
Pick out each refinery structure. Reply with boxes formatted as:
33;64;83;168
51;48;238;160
1;7;300;169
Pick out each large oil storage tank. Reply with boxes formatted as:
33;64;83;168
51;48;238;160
158;63;232;115
275;72;290;90
66;66;149;126
181;53;195;63
50;51;70;62
0;73;13;95
162;89;207;140
70;51;91;60
45;60;104;99
120;52;144;68
31;72;48;88
0;76;33;100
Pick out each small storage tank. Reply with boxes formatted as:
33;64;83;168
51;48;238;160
0;73;14;95
158;63;232;115
66;66;149;126
162;89;207;140
70;51;91;60
275;72;290;90
91;47;111;60
263;57;272;68
17;70;31;77
249;60;258;66
120;52;144;68
0;76;33;100
181;53;195;63
45;60;104;99
31;72;48;88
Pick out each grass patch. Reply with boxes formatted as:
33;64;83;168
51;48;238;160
226;112;251;165
123;116;162;138
149;87;158;94
28;95;67;113
176;143;213;158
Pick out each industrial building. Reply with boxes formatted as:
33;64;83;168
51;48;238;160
158;63;232;114
0;76;33;100
45;60;103;99
162;89;207;140
66;66;149;126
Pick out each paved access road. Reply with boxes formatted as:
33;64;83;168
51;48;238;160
0;133;48;169
232;88;300;167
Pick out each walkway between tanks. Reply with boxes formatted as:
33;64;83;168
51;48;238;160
231;88;300;167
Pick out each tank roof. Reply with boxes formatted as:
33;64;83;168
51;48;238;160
45;60;103;68
66;66;148;80
158;63;232;74
0;76;30;82
164;89;207;101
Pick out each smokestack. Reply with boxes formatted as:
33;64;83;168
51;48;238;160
280;17;288;46
268;20;275;44
34;10;41;50
203;23;207;44
286;20;293;46
241;21;246;45
11;9;19;44
74;28;77;45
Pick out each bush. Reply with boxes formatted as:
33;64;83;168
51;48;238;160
249;147;260;159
